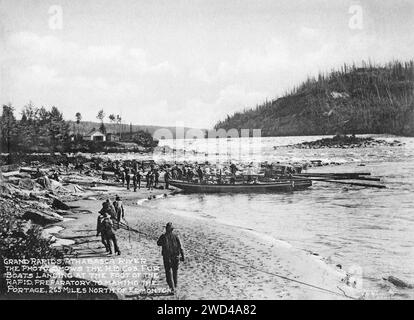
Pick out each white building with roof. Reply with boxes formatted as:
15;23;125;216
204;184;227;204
83;129;106;142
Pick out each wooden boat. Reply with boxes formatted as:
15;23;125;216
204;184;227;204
169;178;312;193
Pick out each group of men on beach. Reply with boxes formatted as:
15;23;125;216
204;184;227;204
118;165;170;191
110;161;247;192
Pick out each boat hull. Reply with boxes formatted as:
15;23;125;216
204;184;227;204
169;179;312;193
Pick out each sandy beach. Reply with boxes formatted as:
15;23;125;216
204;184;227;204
50;184;360;300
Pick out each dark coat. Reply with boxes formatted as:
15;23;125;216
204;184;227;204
157;232;184;259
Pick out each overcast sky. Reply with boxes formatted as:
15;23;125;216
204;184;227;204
1;0;413;128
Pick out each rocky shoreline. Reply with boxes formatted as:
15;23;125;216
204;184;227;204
0;159;172;299
11;151;412;299
1;159;364;299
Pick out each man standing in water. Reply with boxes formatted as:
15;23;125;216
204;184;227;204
157;222;185;294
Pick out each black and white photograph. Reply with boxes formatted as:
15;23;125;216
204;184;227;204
0;0;413;306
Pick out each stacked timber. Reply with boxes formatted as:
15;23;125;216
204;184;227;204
293;172;385;189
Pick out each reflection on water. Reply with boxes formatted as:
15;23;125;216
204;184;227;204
141;135;414;299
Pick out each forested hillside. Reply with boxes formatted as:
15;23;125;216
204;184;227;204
215;61;414;136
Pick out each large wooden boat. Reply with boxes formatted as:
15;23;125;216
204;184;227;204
169;178;312;193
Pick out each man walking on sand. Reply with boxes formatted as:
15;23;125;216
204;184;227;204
157;222;185;293
132;173;138;192
154;168;159;188
96;209;110;253
136;171;141;189
125;168;131;190
103;199;117;221
120;170;125;186
113;195;125;227
100;212;121;255
147;171;154;190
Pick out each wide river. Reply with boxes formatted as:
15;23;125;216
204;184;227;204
115;134;414;299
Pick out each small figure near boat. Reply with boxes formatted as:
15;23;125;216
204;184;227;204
164;170;171;190
197;166;203;182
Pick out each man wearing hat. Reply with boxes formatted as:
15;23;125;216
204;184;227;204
103;199;117;221
113;195;124;227
96;208;110;253
157;222;185;293
100;212;121;255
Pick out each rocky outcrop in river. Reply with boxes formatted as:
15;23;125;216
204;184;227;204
275;135;404;149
